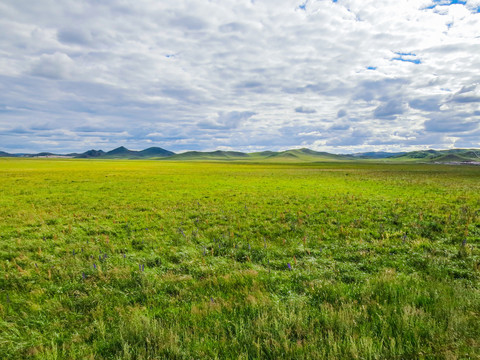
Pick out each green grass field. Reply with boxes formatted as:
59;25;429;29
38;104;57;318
0;159;479;359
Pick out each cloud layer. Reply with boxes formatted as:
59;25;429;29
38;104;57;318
0;0;479;153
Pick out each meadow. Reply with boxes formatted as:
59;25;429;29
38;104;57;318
0;159;479;359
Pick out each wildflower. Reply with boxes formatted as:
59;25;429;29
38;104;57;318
142;264;145;272
210;297;214;303
462;238;467;246
93;263;97;269
72;250;75;256
203;247;206;256
82;272;86;280
287;263;292;270
35;263;38;268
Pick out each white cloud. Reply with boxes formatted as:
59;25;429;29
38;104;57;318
0;0;479;153
29;52;75;79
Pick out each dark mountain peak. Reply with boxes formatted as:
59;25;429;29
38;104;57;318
107;146;130;154
297;148;316;154
0;150;14;157
139;147;175;157
76;149;106;158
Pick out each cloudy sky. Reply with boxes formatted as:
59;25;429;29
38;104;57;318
0;0;479;153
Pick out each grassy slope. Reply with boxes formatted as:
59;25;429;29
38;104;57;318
391;149;480;163
167;149;354;162
0;159;479;359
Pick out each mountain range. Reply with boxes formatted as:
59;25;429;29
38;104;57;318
1;147;479;163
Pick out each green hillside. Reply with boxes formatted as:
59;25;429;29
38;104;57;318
101;146;174;159
167;148;355;162
2;147;480;163
167;150;249;161
390;149;480;163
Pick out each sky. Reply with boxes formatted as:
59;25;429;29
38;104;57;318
0;0;479;154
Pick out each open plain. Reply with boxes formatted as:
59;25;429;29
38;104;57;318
0;159;479;359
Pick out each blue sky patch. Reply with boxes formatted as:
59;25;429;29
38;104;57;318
392;57;421;64
432;0;466;4
392;52;421;64
422;0;480;13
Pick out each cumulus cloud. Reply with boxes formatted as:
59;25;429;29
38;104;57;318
29;52;75;80
198;111;256;130
374;100;405;120
424;115;479;133
0;0;480;153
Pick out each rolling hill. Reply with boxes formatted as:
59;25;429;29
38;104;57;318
1;146;479;163
167;150;249;161
0;151;14;157
391;149;480;163
262;148;354;162
74;149;106;158
99;146;174;159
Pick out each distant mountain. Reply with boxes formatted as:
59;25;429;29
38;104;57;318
0;146;174;159
2;147;480;163
138;147;175;157
264;148;354;162
168;150;248;160
102;146;175;159
353;151;406;159
391;150;438;160
0;151;14;157
74;149;106;158
166;148;355;162
250;151;277;157
103;146;137;158
391;149;480;163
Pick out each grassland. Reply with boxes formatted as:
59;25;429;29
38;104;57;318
0;159;479;359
